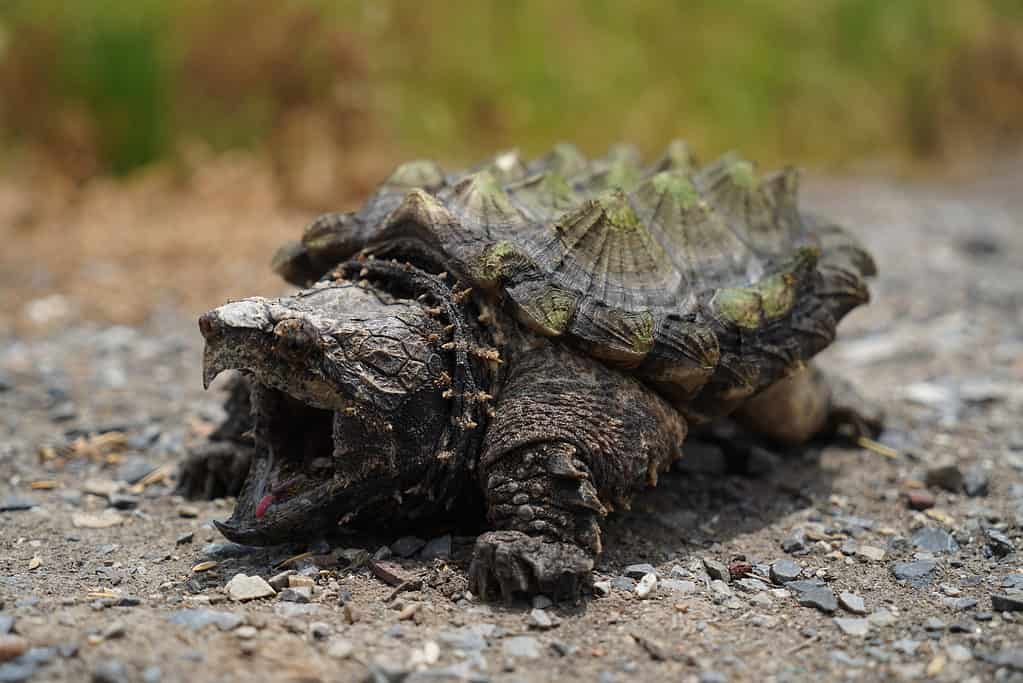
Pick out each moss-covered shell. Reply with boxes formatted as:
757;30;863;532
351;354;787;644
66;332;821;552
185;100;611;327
273;142;875;415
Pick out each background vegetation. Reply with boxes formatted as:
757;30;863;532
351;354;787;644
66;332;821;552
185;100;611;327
2;0;1023;186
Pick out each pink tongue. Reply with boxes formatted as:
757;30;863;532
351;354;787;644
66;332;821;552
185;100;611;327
255;494;274;519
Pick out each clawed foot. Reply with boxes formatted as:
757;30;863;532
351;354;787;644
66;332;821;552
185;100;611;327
176;442;252;500
825;373;884;440
469;530;594;603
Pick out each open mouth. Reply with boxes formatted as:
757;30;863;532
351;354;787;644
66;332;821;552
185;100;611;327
249;385;336;517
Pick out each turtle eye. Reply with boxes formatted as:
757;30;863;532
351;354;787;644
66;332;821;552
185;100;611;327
273;318;319;361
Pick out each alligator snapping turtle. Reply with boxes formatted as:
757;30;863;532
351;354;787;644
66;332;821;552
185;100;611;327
179;141;881;600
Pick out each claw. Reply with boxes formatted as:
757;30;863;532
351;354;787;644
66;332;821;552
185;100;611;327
468;530;594;603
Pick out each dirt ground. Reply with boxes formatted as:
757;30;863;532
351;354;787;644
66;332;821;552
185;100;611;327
2;158;1023;683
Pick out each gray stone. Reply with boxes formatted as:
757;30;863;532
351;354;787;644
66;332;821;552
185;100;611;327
92;660;129;683
946;644;972;663
167;609;243;631
834;618;870;637
769;559;802;584
438;627;488;652
781;532;807;554
277;587;311;603
0;617;12;636
925;462;963;492
268;570;296;591
924;618;946;631
527;609;555;630
107;494;138;510
391;536;426;558
142;666;162;683
610;577;636;591
116;457;157;484
838;592;866;615
786;578;826;593
991;593;1023;611
946;596;978;611
659;579;697;594
703;558;729;582
985;528;1015;557
891;560;938;586
502;636;540;659
698;671;728;683
990;648;1023;671
963;468;989;497
911;527;958;554
0;497;35;513
420;535;452;560
893;639;919;656
735;578;769;593
623;563;657;580
0;661;37;683
796;587;837;613
1003;574;1023;589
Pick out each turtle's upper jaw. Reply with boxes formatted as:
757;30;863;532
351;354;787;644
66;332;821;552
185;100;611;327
197;286;452;546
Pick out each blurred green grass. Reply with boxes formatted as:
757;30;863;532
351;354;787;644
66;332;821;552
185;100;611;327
1;0;1022;178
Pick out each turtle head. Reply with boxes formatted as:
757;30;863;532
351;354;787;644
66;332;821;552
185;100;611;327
198;282;452;545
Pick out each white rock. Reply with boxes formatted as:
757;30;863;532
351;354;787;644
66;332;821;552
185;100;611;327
635;573;658;599
226;574;275;602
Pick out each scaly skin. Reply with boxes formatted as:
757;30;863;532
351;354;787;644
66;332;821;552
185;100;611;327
179;259;879;601
179;144;883;601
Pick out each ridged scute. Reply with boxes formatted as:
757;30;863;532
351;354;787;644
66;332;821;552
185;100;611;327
271;141;875;413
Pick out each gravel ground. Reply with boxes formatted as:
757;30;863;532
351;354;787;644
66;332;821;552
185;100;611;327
2;164;1023;683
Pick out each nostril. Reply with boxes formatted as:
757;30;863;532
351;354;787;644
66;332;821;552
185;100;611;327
198;312;218;340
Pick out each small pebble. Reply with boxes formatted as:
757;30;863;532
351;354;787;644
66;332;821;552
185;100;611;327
834;618;870;637
635;573;657;599
769;559;801;584
857;546;886;562
963;468;989;497
0;636;29;663
838;592;866;615
225;574;276;602
925;462;963;492
906;490;935;510
703;559;729;582
277;587;311;604
527;609;555;630
623;564;657;580
92;660;129;683
420;535;452;560
502;636;540;659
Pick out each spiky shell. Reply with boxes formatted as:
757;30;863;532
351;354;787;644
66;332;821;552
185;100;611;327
273;142;875;418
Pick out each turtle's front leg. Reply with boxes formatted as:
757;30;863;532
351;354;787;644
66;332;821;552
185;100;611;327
469;346;686;602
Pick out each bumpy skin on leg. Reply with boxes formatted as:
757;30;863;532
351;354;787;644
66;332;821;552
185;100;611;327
177;374;254;499
735;364;882;445
469;345;687;601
